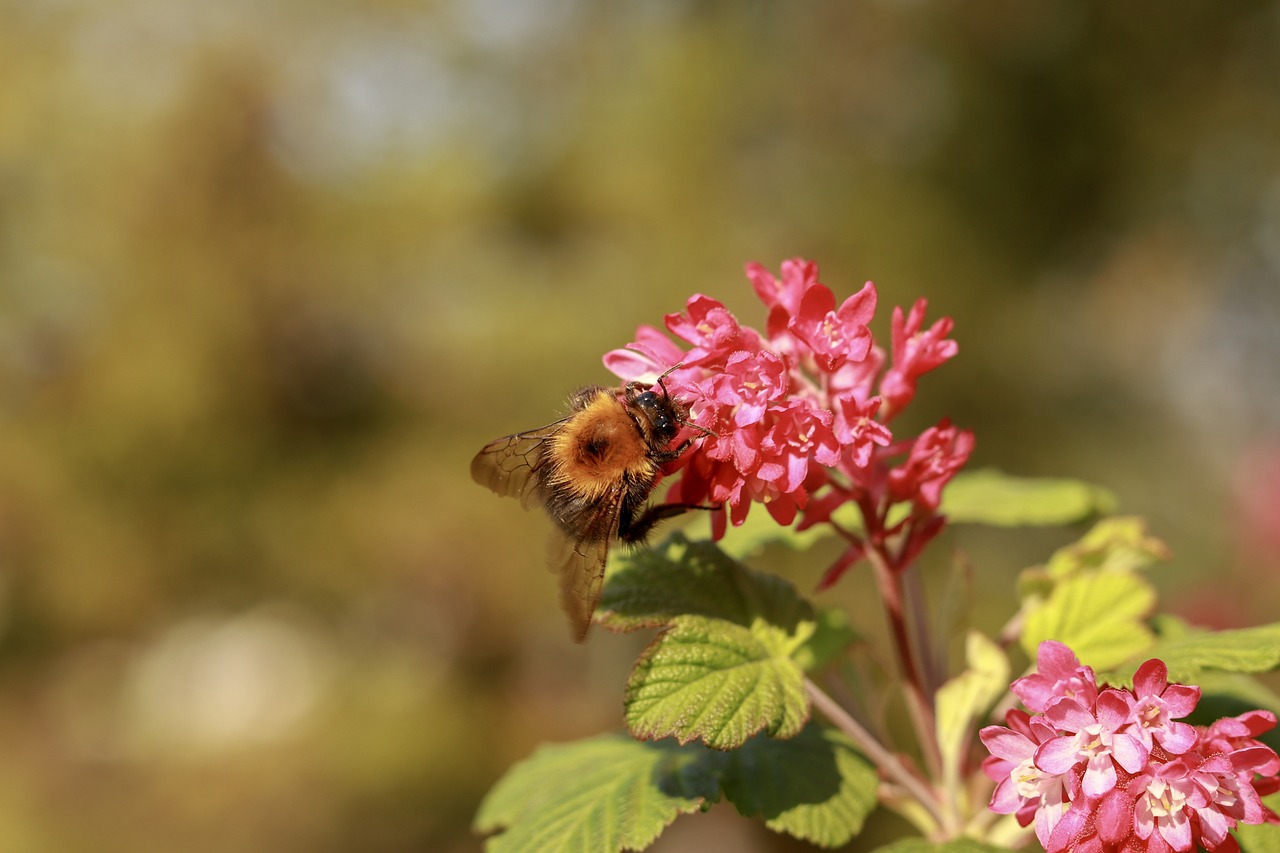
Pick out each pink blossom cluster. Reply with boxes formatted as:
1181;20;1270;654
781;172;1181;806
603;259;970;582
981;641;1280;853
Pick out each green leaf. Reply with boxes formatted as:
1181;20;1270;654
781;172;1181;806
873;840;1010;853
1191;671;1280;718
625;615;811;750
1097;622;1280;711
600;533;814;633
935;632;1009;793
939;468;1116;527
474;733;716;853
1150;623;1280;682
1021;569;1156;671
1015;517;1168;670
718;724;878;848
791;607;861;672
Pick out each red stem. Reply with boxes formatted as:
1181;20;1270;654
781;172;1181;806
864;540;943;780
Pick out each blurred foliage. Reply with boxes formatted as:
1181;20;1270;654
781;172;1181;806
0;1;1278;851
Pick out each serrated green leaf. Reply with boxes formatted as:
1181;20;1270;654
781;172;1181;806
1150;623;1280;683
791;608;861;672
873;840;1010;853
1098;623;1280;713
718;724;878;848
935;632;1008;795
939;468;1116;527
600;533;814;633
1021;569;1156;670
474;733;716;853
625;615;810;750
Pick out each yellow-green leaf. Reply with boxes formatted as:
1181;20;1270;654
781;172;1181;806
935;632;1009;794
1021;569;1156;671
625;615;810;750
474;733;715;853
940;468;1116;527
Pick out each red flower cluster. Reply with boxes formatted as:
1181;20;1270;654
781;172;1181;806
981;641;1280;853
604;258;970;583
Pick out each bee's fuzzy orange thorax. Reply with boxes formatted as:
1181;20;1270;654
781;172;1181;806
548;391;655;501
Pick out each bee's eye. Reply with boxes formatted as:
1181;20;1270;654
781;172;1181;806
654;413;671;431
636;391;658;408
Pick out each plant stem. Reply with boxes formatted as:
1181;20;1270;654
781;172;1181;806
804;678;947;834
865;543;944;780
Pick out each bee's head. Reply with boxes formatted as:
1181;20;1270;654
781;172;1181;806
623;363;715;449
627;386;681;441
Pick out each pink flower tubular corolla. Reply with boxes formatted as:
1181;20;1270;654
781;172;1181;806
1012;640;1100;714
787;280;877;372
602;324;688;382
713;350;789;427
1128;658;1201;755
1132;759;1201;852
1041;784;1140;853
745;257;820;342
981;709;1075;847
878;298;958;419
1199;711;1280;779
885;419;975;511
833;393;892;469
663;294;756;368
1037;691;1148;798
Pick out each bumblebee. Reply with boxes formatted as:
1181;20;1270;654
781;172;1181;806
470;366;712;641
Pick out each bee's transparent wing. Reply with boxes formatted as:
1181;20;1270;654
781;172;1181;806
546;489;625;642
470;419;567;510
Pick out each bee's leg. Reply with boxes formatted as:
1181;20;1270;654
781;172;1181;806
619;502;719;545
652;424;718;464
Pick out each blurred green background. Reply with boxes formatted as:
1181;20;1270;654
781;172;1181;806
2;1;1279;851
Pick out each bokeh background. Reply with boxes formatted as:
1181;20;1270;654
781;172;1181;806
3;1;1279;851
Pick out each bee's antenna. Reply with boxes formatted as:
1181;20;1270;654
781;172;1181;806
654;362;683;399
650;363;716;439
681;416;718;440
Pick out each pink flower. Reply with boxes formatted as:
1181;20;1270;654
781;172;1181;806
1200;711;1280;777
1133;759;1199;852
829;342;886;401
604;258;966;583
886;419;975;511
879;298;958;419
1012;641;1100;714
981;710;1075;847
712;350;789;427
1128;658;1201;755
746;257;817;328
1037;691;1148;797
786;280;877;372
982;642;1280;853
833;393;892;468
603;324;688;382
664;294;760;369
